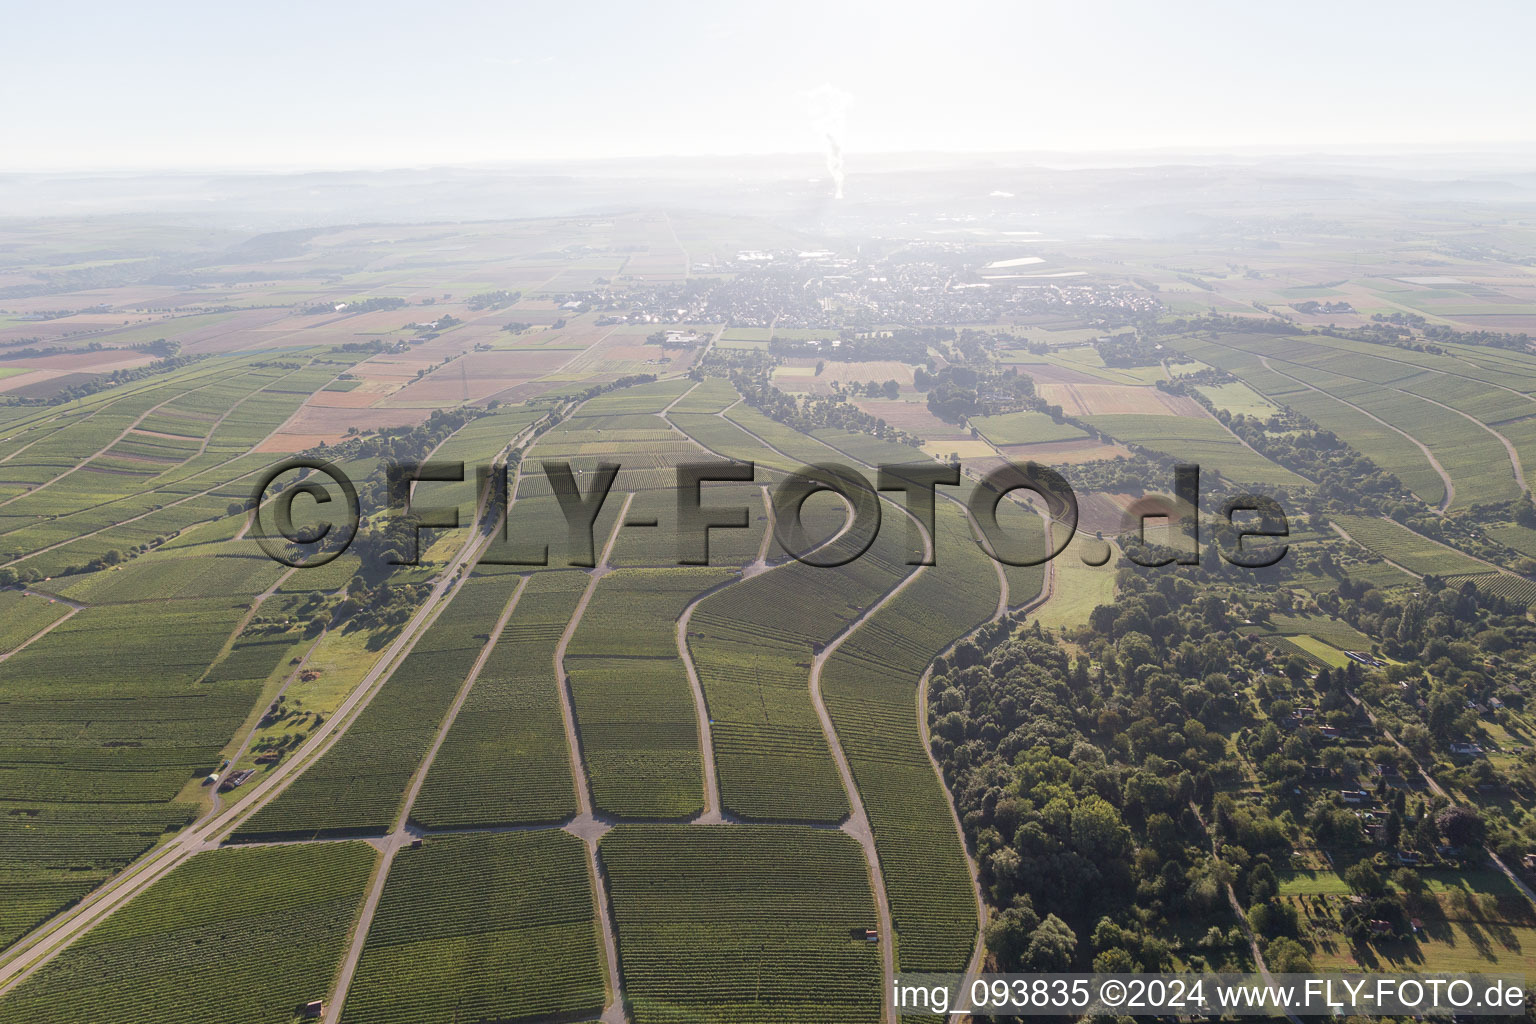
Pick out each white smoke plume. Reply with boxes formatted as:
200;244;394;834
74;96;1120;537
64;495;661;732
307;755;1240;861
806;83;851;200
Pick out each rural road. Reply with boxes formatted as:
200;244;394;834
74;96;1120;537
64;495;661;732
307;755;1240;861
1327;519;1510;581
808;556;925;1024
1;363;356;570
0;364;236;510
207;619;319;820
1253;346;1527;502
1189;801;1305;1024
552;494;634;1024
705;400;1065;1024
931;545;1059;1018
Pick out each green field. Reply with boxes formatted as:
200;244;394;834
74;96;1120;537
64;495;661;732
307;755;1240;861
343;831;605;1023
1195;381;1280;418
1331;514;1494;578
601;825;882;1024
411;570;583;829
821;501;992;973
566;567;733;818
0;592;69;654
1082;413;1305;487
968;410;1087;446
0;842;374;1024
234;574;520;839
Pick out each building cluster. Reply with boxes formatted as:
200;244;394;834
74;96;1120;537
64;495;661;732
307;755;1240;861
571;248;1157;331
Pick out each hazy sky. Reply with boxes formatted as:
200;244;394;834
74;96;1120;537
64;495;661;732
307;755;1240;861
6;0;1534;171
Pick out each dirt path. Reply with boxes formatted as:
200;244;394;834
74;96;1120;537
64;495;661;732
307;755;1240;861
1257;355;1456;512
0;598;81;666
2;364;354;568
552;495;633;1024
209;626;323;818
915;503;1061;1017
708;406;1046;1024
1253;345;1525;502
0;522;488;996
1187;801;1304;1024
671;408;931;1022
676;583;732;824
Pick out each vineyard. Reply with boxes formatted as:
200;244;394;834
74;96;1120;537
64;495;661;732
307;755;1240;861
410;570;585;828
1330;514;1495;579
687;524;913;821
821;501;994;973
1172;332;1536;509
0;592;68;655
565;568;734;819
1083;413;1306;488
0;843;375;1024
234;574;521;839
342;831;605;1024
601;825;882;1024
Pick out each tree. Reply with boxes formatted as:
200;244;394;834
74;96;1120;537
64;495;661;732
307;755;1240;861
984;900;1040;970
1093;947;1137;973
1022;914;1077;971
1072;795;1130;861
1265;936;1314;972
1435;805;1486;849
1385;809;1403;849
1344;861;1386;897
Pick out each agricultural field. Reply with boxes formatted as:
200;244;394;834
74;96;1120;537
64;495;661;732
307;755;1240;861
686;504;915;822
1195;381;1280;419
601;825;882;1024
0;842;375;1024
342;831;605;1024
967;410;1086;446
821;501;995;973
6;183;1536;1024
565;567;733;819
233;573;521;839
0;592;69;654
1170;331;1532;509
1330;514;1496;579
1083;413;1306;487
411;570;584;829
